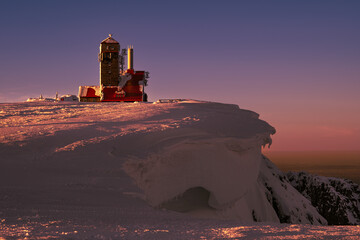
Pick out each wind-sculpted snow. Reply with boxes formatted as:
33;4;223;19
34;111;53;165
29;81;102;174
122;101;279;222
124;138;262;211
0;100;359;239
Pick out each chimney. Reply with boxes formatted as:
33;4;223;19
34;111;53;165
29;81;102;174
127;46;133;70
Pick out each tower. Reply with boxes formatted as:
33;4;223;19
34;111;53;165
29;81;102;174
99;34;120;86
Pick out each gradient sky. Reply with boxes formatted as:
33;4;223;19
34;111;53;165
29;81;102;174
0;0;359;151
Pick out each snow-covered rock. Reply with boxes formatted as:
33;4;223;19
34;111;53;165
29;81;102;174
287;171;360;225
258;156;327;225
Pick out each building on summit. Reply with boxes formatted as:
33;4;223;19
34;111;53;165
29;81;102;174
79;34;149;102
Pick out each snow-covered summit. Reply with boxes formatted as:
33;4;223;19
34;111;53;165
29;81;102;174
0;100;319;222
0;100;359;238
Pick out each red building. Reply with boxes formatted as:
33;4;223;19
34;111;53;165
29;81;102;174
79;35;148;102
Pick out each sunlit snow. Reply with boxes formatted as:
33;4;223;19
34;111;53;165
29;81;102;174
0;100;359;239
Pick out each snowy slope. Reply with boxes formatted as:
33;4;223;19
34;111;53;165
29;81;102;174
287;171;360;225
258;156;327;225
0;100;359;239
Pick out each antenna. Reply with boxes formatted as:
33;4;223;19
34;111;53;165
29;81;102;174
119;48;127;73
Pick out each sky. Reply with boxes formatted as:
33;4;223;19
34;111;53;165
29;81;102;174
0;0;359;151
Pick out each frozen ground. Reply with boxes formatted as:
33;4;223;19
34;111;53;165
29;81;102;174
0;101;359;239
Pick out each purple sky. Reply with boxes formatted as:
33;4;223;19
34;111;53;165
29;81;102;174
0;1;359;151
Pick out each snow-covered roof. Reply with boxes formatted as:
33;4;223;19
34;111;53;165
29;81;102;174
101;34;119;44
78;86;101;97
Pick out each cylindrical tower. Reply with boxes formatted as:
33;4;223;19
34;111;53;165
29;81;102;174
127;46;134;70
99;34;120;86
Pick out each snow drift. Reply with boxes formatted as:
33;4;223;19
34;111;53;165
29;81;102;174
2;100;360;238
117;100;324;224
0;100;326;224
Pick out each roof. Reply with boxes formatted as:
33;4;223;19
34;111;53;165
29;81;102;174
101;34;119;44
78;86;101;97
